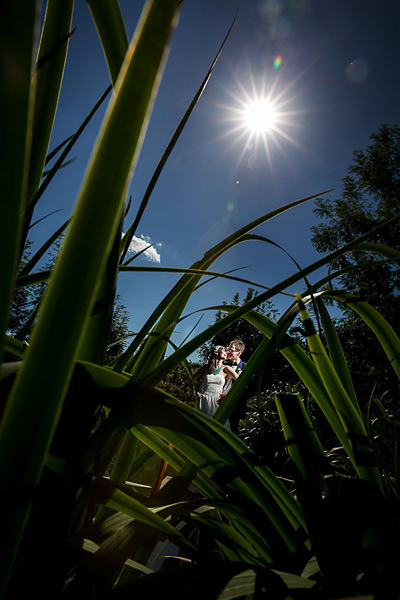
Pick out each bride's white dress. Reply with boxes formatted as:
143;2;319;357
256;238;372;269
199;372;230;429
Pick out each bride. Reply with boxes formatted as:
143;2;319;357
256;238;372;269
194;345;238;427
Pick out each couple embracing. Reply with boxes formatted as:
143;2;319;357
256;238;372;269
194;340;247;432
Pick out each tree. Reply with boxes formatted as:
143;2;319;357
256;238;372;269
311;124;400;399
7;242;34;336
311;123;400;324
8;240;133;361
158;360;200;405
106;294;133;362
8;238;65;338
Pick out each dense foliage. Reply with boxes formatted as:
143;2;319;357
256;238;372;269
106;295;133;361
311;124;400;400
158;360;200;405
311;123;400;317
8;240;132;362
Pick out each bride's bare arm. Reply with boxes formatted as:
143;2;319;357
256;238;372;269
223;365;238;380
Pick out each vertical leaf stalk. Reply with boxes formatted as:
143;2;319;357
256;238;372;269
0;1;180;591
296;295;382;490
24;0;74;236
0;1;38;357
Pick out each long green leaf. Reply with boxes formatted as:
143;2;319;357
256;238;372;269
25;0;74;224
119;265;270;290
189;512;265;565
130;410;306;539
347;241;400;264
18;219;70;277
89;477;197;551
130;423;223;500
133;213;400;389
0;1;38;358
79;0;130;366
3;336;26;359
0;1;180;587
90;386;309;559
81;538;153;576
30;85;112;211
296;295;382;489
275;393;329;484
190;500;274;562
323;290;400;381
119;14;237;262
87;0;129;85
124;191;330;376
225;304;352;457
314;296;360;414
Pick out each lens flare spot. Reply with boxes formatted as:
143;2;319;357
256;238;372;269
345;58;369;83
273;54;283;70
258;0;282;20
226;202;235;212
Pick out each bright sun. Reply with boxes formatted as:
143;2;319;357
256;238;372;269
244;99;276;134
215;70;300;170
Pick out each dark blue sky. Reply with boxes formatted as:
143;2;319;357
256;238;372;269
34;0;400;358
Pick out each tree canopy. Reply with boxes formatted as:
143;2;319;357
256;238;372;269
311;123;400;327
8;241;132;362
106;294;133;362
311;124;400;399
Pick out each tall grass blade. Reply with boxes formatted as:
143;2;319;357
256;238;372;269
118;264;270;289
88;0;129;85
275;393;329;484
24;0;74;232
129;424;220;499
0;1;38;356
120;14;237;262
0;1;180;587
82;1;134;366
19;219;70;277
126;192;328;377
223;304;353;457
323;290;400;381
314;296;360;414
44;134;74;164
139;215;400;392
88;477;197;551
91;386;309;559
296;294;382;488
31;85;112;209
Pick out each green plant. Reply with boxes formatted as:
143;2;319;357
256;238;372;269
311;124;400;401
239;383;312;480
1;2;400;599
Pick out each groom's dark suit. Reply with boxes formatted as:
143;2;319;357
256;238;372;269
222;358;247;433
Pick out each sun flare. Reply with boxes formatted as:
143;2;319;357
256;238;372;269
243;99;276;134
214;70;302;172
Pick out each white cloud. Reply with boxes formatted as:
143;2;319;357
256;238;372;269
126;234;162;263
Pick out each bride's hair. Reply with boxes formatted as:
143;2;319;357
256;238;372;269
207;345;225;374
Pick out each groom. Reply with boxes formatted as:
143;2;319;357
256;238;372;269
219;339;247;433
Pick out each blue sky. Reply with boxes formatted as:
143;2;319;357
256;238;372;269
34;0;400;360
